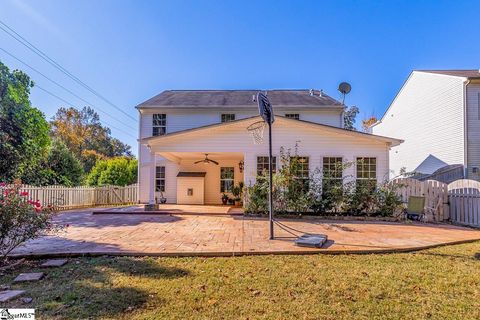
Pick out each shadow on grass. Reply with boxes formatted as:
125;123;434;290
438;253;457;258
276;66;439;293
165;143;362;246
5;256;189;319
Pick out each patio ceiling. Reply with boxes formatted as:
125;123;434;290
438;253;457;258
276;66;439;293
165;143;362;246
158;152;244;163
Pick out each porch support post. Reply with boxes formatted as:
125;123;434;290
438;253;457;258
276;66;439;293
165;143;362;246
149;153;156;204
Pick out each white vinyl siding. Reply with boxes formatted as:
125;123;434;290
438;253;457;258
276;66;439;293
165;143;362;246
139;108;343;139
141;117;391;204
466;83;480;180
373;72;465;177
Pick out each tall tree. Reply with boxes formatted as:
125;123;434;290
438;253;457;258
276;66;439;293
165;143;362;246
50;106;132;172
21;139;84;187
0;61;50;181
343;105;359;130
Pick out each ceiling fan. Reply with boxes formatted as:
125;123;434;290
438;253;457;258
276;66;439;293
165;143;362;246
194;153;219;165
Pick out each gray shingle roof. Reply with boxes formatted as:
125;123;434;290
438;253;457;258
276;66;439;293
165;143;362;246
137;90;343;108
417;70;480;79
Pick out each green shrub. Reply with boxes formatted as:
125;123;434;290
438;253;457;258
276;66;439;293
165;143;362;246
0;181;62;261
244;145;403;217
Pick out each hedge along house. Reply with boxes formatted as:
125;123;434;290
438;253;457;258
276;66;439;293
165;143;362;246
137;90;403;205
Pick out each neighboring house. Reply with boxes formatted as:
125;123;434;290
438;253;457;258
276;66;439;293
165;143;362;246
372;70;480;182
137;90;402;204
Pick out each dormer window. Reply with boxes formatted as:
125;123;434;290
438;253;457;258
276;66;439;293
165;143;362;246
221;114;236;122
285;113;300;120
152;114;166;136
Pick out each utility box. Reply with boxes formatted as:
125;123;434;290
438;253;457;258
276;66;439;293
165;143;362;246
176;172;206;205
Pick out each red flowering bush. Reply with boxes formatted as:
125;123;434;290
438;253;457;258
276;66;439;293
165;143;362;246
0;181;61;262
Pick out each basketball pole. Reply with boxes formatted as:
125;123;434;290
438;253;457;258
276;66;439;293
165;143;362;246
268;120;274;240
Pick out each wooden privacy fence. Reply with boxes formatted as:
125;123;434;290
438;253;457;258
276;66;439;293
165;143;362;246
391;178;449;222
18;184;138;210
448;179;480;227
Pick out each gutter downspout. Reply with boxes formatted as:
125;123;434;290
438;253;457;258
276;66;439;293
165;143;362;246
463;79;470;179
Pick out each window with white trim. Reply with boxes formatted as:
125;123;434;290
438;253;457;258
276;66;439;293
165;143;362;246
323;157;343;189
220;167;234;193
356;157;377;189
290;156;309;190
285;113;300;120
152;114;166;136
155;166;165;192
221;114;236;122
257;156;277;176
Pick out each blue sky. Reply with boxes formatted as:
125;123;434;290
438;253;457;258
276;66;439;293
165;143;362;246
1;0;479;155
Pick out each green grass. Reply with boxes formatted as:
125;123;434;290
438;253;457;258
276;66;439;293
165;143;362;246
3;242;480;319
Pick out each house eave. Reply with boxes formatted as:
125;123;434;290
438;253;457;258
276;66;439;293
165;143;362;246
140;115;403;147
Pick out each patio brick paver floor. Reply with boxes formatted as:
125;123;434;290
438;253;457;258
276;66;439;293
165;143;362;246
10;207;480;257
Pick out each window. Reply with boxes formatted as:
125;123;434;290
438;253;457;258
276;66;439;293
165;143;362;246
155;166;165;192
152;114;166;136
257;156;277;176
323;157;343;194
220;167;234;192
356;157;377;190
285;113;300;120
292;156;309;178
221;114;236;122
291;156;309;190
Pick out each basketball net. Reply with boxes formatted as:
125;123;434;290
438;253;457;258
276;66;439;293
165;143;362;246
247;120;266;144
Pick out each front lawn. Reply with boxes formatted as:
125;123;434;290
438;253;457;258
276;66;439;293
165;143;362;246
3;241;480;319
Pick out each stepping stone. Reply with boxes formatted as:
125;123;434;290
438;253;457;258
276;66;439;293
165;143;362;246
40;259;68;268
13;272;44;282
0;290;25;302
21;297;33;304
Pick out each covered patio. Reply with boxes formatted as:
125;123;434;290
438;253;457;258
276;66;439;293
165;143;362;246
11;207;480;257
144;151;245;205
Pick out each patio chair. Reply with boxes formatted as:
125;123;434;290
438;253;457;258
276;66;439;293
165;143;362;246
404;196;426;222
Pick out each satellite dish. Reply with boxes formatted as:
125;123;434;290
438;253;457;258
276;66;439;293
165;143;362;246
338;82;351;104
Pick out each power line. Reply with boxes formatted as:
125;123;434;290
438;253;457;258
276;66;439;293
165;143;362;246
35;84;137;139
0;47;137;131
0;19;137;121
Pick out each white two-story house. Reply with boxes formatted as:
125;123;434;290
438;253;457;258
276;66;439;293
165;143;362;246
372;70;480;182
137;89;402;205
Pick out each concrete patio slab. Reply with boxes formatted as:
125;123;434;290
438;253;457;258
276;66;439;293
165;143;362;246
0;290;25;302
9;208;480;257
13;272;44;282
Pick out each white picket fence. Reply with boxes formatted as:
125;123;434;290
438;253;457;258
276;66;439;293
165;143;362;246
18;184;138;210
392;178;480;227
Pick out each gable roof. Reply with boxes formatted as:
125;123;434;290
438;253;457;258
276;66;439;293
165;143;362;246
136;89;343;109
416;70;480;79
373;69;480;126
141;115;403;147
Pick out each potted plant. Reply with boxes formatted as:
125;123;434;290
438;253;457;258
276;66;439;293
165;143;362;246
221;193;229;205
232;182;244;206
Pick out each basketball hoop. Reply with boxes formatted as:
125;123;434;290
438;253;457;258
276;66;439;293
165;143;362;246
247;120;266;144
